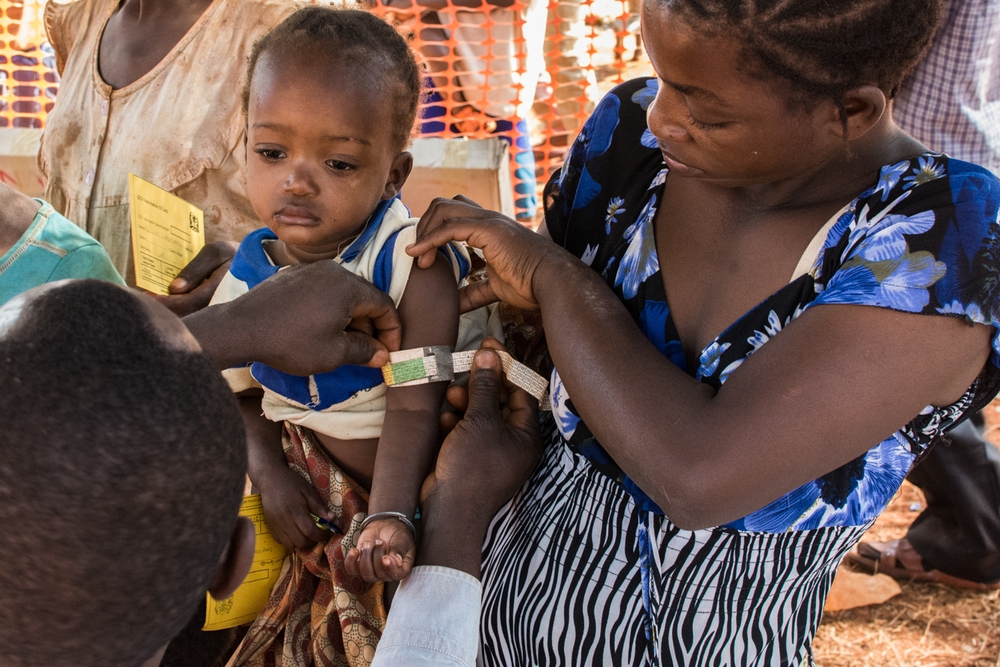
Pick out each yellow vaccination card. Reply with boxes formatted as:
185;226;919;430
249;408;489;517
203;494;288;631
128;173;204;295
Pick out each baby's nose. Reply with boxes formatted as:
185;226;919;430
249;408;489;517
283;162;320;196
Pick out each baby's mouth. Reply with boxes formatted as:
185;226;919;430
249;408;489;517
274;205;321;226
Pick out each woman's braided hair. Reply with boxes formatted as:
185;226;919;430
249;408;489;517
243;6;422;152
664;0;943;111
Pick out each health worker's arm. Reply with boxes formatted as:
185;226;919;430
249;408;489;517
183;260;402;374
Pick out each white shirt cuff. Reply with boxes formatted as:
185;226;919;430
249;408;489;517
371;565;482;667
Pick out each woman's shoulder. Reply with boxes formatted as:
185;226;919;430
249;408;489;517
45;0;112;72
815;152;1000;324
45;0;110;36
196;0;298;55
820;153;1000;267
579;77;661;154
544;77;663;246
606;77;659;113
858;153;1000;221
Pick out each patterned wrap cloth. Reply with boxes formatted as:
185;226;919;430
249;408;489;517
227;424;385;667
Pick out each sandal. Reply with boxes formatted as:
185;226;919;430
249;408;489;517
845;538;1000;591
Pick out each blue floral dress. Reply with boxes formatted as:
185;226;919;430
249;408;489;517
478;78;1000;667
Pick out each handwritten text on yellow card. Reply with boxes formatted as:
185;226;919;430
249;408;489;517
203;494;287;631
128;174;204;295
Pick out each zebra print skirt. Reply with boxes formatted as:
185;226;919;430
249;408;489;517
479;417;871;666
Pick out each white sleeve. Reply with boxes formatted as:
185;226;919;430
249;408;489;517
371;566;482;667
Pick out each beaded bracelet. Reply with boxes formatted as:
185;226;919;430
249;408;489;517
359;511;416;537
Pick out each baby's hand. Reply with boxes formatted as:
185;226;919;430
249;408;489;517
258;466;335;550
346;516;415;582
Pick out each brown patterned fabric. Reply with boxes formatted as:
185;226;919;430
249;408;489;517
227;424;385;667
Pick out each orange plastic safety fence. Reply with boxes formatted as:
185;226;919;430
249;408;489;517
372;0;642;222
0;0;57;129
7;0;644;221
531;0;641;214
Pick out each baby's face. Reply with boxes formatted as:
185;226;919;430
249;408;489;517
245;55;410;263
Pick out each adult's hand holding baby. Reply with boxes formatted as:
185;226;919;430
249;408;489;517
407;195;571;313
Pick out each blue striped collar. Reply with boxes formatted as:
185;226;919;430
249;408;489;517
231;196;405;287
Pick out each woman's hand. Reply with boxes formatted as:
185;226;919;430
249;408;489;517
149;241;237;316
406;195;571;313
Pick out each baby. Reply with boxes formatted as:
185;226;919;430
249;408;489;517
212;7;483;664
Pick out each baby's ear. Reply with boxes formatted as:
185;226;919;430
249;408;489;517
383;152;414;200
207;516;255;600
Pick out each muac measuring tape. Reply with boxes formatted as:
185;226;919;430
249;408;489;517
381;345;550;408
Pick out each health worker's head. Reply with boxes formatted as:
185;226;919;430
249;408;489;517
0;280;253;667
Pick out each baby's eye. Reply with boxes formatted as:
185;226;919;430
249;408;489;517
326;160;356;171
254;147;284;161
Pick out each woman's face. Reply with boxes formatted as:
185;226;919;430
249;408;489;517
641;5;841;187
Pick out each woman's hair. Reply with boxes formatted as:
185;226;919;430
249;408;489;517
662;0;943;106
243;6;422;152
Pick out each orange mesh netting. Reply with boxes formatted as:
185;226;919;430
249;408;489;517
0;0;57;129
5;0;646;222
372;0;643;222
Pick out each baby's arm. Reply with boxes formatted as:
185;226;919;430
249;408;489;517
348;252;459;582
240;391;334;549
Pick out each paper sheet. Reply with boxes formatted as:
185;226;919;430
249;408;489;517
128;173;204;295
203;494;287;631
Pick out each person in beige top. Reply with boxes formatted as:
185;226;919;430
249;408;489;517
38;0;298;663
40;0;297;312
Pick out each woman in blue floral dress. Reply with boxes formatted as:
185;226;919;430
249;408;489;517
409;0;1000;664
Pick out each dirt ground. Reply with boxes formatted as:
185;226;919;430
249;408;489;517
813;402;1000;667
814;482;1000;667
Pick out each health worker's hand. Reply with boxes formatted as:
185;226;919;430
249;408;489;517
420;343;543;577
406;196;567;313
184;260;403;374
149;241;237;316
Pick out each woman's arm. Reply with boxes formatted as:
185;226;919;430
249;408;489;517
535;254;990;528
408;199;993;529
